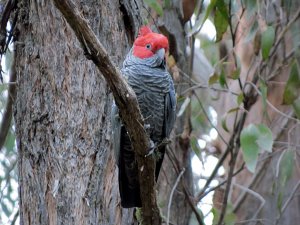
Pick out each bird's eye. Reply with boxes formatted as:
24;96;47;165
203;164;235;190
146;44;152;49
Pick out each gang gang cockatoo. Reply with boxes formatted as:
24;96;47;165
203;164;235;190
111;26;176;208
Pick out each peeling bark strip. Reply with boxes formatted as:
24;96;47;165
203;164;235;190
52;0;162;224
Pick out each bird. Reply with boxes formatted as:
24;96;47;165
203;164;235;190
111;26;176;208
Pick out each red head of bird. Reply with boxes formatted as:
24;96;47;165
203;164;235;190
133;26;169;60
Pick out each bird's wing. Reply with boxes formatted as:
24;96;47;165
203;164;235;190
164;79;176;137
111;102;121;165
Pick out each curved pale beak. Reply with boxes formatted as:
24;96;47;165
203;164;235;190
156;48;166;60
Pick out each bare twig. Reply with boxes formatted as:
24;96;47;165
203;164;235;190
233;158;270;212
235;218;273;224
182;83;240;96
0;56;16;151
245;81;299;123
217;113;246;225
10;209;19;225
195;147;230;202
233;182;265;223
201;163;245;199
275;180;300;225
228;0;243;91
268;7;300;60
0;0;17;53
167;168;185;225
193;91;229;146
52;1;161;224
166;148;205;225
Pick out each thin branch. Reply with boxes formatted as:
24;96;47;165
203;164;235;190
268;7;300;60
201;163;245;199
245;81;300;123
217;113;246;225
51;1;161;224
193;90;229;146
235;218;273;224
233;158;270;213
275;180;300;225
182;83;240;96
233;182;265;222
167;168;185;225
166;148;205;225
0;56;16;151
10;209;19;225
228;0;243;91
195;146;230;202
0;0;17;53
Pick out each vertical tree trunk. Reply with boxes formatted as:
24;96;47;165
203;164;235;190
14;0;142;224
14;0;195;224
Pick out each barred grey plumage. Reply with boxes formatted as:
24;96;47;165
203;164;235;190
112;46;176;208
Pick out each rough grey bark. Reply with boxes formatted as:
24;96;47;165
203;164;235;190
14;0;143;224
14;0;195;224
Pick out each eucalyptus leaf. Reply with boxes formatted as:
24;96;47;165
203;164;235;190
256;124;273;152
279;150;294;188
214;0;229;42
283;61;300;105
143;0;163;16
261;26;275;60
190;136;203;163
240;124;260;173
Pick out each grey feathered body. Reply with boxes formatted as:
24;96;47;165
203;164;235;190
112;49;176;208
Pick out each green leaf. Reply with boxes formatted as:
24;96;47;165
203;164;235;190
244;21;259;43
277;192;283;212
4;130;15;152
241;124;273;172
292;97;300;119
209;72;219;85
260;80;268;112
228;107;240;114
143;0;163;16
212;204;236;225
237;93;244;105
190;136;203;162
221;108;240;133
163;0;171;8
231;68;240;80
203;0;217;27
214;0;229;42
219;70;227;88
256;124;273;152
221;116;230;132
279;150;294;188
240;124;260;173
261;26;275;60
283;61;300;105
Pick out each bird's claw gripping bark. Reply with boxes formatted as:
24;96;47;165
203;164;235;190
145;140;155;157
144;138;170;157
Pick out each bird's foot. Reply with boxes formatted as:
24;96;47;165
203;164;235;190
156;138;171;148
144;138;171;157
145;140;155;157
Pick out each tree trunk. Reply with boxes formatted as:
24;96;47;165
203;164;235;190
14;0;195;224
15;0;143;224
